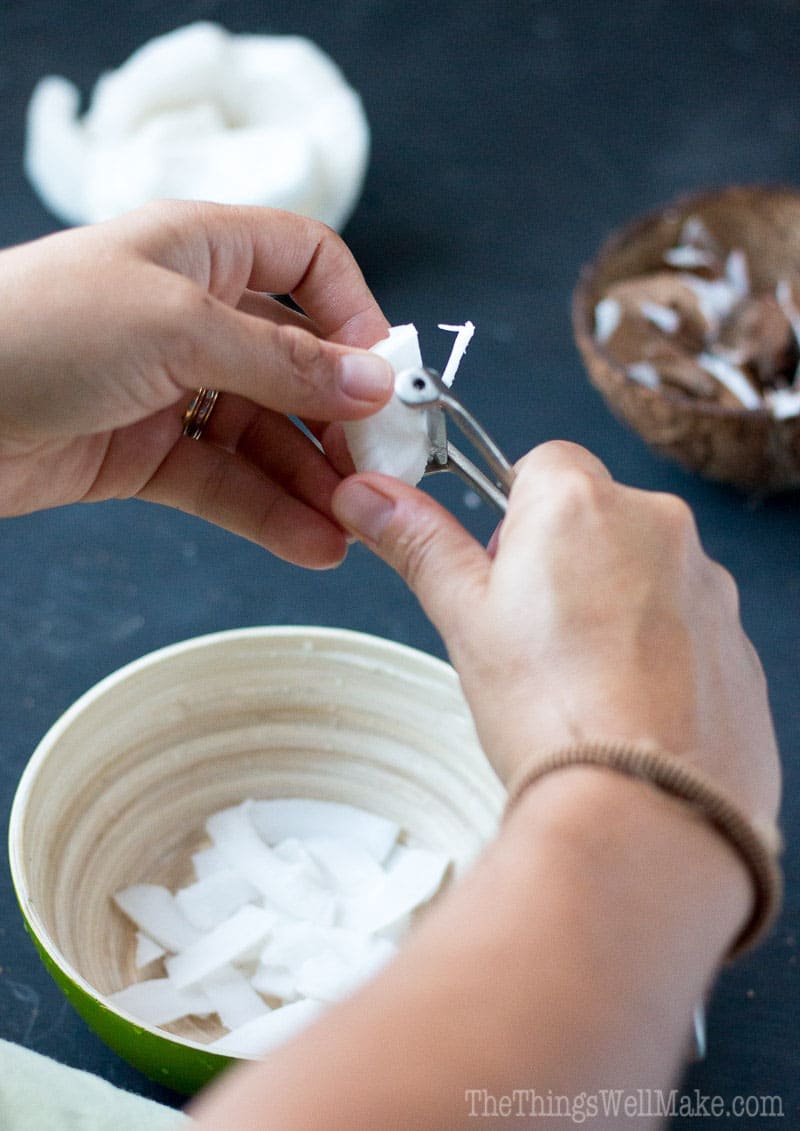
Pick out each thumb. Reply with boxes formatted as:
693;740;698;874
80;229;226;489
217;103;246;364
332;474;489;639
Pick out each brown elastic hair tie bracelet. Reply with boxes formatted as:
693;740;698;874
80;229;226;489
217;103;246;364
503;740;783;960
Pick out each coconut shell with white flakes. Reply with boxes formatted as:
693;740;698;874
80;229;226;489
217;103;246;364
572;185;800;492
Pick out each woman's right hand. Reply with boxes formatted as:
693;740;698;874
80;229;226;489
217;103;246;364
332;440;780;829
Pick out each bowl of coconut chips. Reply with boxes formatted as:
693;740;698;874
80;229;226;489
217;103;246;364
9;627;503;1094
573;185;800;492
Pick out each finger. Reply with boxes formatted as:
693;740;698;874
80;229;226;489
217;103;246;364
131;201;390;347
489;440;615;558
514;440;614;485
332;473;489;639
201;395;344;524
175;289;394;421
138;438;347;569
317;422;356;477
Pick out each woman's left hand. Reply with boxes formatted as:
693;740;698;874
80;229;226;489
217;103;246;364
0;201;392;567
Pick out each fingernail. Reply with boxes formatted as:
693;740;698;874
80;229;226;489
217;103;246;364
335;482;395;542
339;353;393;401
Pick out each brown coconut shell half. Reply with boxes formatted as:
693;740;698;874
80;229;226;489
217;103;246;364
572;185;800;492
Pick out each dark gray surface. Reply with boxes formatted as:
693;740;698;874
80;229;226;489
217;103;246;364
0;1;798;1125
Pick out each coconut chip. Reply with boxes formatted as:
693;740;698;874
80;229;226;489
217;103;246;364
111;799;451;1057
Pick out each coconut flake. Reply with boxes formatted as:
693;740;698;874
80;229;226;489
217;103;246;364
339;845;450;934
251;963;300;1002
697;353;763;409
248;798;399;863
134;931;166;969
438;321;475;386
175;868;260;932
594;297;621;343
663;246;716;269
775;280;800;359
166;904;277;989
208;999;325;1057
191;845;229;880
626;362;661;389
108;977;213;1025
201;965;271;1030
113;884;200;952
724;249;750;299
640;301;680;334
766;387;800;419
680;216;715;248
294;934;396;1002
302;835;386;892
206;802;336;924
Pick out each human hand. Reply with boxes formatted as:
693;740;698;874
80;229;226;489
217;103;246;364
332;441;780;827
0;201;392;567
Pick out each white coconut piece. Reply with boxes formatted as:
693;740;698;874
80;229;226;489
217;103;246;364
775;280;800;354
111;799;450;1040
208;999;326;1057
724;249;749;298
594;297;621;343
165;904;277;989
302;835;386;893
191;845;228;880
697;352;763;409
24;22;369;230
251;963;300;1003
342;324;429;485
766;387;800;419
339;845;450;934
206;803;336;925
258;919;340;974
175;868;259;932
439;321;475;386
626;362;661;389
640;301;680;334
108;977;213;1025
134;931;166;969
248;798;399;863
679;216;715;248
680;252;749;336
201;965;271;1030
272;837;326;881
113;883;200;952
663;245;716;269
295;935;397;1002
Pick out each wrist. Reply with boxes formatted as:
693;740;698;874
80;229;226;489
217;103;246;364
505;764;753;969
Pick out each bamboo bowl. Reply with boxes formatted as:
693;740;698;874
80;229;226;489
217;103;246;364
572;185;800;492
8;626;503;1094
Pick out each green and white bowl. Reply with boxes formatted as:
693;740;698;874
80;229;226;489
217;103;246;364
9;626;503;1094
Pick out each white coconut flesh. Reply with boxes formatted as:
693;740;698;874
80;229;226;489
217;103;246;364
343;321;475;485
24;22;369;230
110;798;451;1058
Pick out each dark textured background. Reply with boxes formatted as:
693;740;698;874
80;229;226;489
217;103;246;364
0;2;798;1126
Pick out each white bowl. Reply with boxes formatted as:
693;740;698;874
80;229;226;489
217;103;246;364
9;626;503;1093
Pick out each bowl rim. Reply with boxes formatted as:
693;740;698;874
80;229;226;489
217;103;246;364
572;181;800;424
7;624;463;1060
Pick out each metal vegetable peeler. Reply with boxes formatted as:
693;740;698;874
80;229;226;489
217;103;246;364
394;366;515;512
